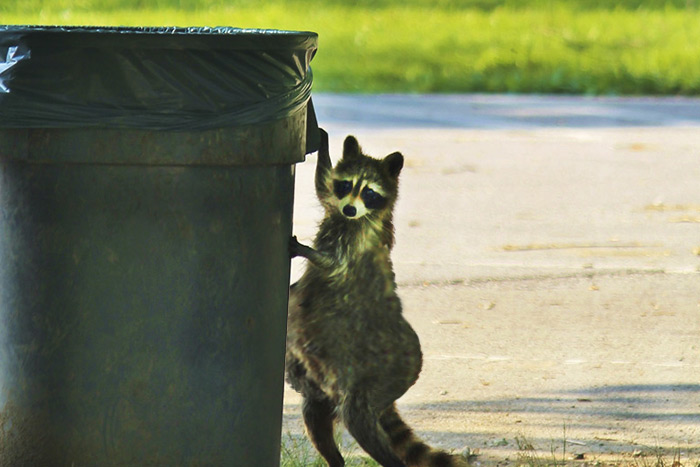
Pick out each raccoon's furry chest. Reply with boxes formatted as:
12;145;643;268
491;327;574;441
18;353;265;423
301;245;397;316
301;217;400;314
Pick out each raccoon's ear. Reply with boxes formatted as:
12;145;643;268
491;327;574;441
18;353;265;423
382;152;404;178
343;136;362;160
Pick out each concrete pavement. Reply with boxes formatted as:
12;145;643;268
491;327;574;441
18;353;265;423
284;94;700;465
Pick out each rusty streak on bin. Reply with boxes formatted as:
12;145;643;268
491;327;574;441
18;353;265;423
0;26;318;465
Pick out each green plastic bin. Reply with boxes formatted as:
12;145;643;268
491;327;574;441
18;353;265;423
0;26;318;465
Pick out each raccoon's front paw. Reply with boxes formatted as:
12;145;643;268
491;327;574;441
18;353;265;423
289;236;333;267
289;236;306;259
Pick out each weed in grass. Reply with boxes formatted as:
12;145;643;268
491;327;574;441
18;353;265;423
629;447;698;467
516;434;550;467
280;432;326;467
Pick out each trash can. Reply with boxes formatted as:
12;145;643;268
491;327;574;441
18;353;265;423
0;26;318;465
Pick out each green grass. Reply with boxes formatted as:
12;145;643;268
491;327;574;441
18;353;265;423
280;431;380;467
3;0;700;94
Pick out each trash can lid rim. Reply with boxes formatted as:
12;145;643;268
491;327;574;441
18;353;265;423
0;25;317;37
0;25;318;50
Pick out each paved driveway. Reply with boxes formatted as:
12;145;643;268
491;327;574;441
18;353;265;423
285;94;700;465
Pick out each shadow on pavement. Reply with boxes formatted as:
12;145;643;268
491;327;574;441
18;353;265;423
284;383;699;462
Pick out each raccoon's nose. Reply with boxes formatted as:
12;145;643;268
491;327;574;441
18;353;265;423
343;205;357;217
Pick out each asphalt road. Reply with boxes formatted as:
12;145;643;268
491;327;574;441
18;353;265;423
284;94;700;465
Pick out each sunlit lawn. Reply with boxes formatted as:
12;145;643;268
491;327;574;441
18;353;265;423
4;1;700;94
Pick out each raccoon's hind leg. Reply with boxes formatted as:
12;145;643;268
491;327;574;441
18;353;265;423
302;395;344;467
341;392;406;467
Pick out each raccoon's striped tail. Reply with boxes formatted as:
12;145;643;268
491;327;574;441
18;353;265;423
380;404;469;467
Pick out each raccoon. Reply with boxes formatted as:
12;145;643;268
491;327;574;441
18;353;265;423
286;130;467;467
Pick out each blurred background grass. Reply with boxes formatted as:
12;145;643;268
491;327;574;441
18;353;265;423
3;0;700;94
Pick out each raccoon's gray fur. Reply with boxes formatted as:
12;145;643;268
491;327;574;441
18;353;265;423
286;130;467;467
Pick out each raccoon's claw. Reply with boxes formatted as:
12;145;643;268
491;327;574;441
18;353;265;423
316;128;331;170
289;235;303;259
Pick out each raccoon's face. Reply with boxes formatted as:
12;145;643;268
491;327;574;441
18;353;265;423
332;177;388;219
327;136;403;220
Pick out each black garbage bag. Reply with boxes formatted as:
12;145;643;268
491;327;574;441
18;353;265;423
0;26;318;145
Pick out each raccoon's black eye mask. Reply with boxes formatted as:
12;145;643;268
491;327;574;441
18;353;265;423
333;180;353;198
361;186;387;210
333;179;387;211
